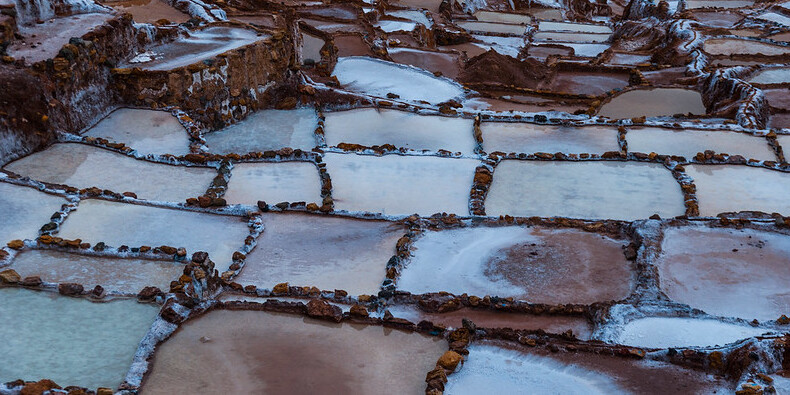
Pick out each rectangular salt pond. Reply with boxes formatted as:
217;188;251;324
9;249;184;294
4;143;216;202
756;12;790;27
235;213;404;295
703;38;790;56
686;0;752;8
323;153;478;216
7;14;112;64
485;161;686;220
57;199;250;269
374;20;418;32
332;57;465;104
142;310;446;394
597;88;706;119
473;10;531;24
397;226;631;304
203;108;319;154
550;42;610;57
626;127;775;161
0;288;158;390
532;32;610;43
537;21;612;34
748;68;790;85
222;162;322;206
685;165;790;216
82;108;191;157
450;342;728;393
481;123;619;155
657;226;790;321
323;108;476;154
0;182;66;242
124;27;265;71
455;21;527;36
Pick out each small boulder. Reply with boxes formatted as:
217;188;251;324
437;350;463;371
306;299;342;322
0;269;21;284
58;283;84;296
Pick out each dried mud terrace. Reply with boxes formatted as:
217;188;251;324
2;0;790;391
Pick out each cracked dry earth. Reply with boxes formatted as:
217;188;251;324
4;0;790;392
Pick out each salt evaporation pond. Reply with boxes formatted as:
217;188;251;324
142;310;446;394
7;13;112;64
107;0;190;24
445;344;626;394
388;10;432;26
685;165;790;216
455;342;729;393
0;182;66;243
388;47;462;79
703;38;790;56
598;88;706;119
480;123;620;154
301;33;325;63
331;57;466;104
552;42;610;57
323;153;478;216
0;288;158;390
222;162;322;206
626;127;775;160
398;226;631;303
57;199;250;270
125;27;264;71
323;108;475;154
82;108;191;157
235;213;403;295
385;304;593;339
485;161;685;220
375;19;417;32
9;249;184;294
3;143;216;202
657;226;790;321
537;21;612;34
613;317;769;348
455;21;527;36
203;108;319;154
747;68;790;85
532;32;610;43
473;10;531;24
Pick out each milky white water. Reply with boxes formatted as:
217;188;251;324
613;317;769;348
223;162;322;206
323;108;475;154
485;161;685;220
9;249;184;294
0;288;158;389
685;165;790;216
235;213;403;295
626;127;775;160
324;153;478;216
4;143;216;202
204;108;319;154
481;123;619;154
0;182;66;243
446;344;625;394
82;108;191;157
332;57;465;104
58;199;250;270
